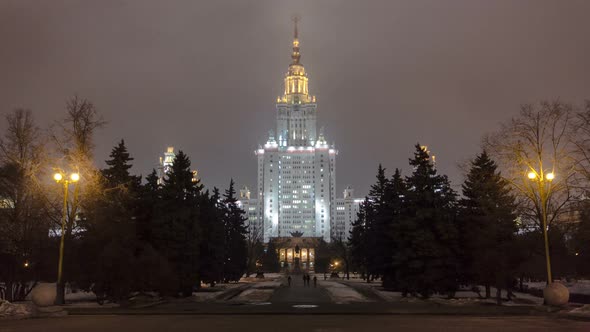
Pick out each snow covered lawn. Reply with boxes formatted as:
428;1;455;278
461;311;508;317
320;281;370;304
252;281;282;289
527;280;590;295
375;287;544;306
232;289;274;302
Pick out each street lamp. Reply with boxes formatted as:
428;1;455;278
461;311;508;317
53;171;80;305
526;169;555;284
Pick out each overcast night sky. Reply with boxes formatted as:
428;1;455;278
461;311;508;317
1;0;589;196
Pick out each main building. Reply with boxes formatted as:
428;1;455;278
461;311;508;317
239;21;361;267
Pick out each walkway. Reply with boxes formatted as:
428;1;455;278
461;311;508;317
270;274;332;304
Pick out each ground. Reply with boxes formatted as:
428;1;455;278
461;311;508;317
1;315;589;332
2;273;590;329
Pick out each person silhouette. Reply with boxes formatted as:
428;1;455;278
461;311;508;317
287;275;292;287
313;275;317;287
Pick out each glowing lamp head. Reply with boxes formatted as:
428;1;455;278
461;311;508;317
546;172;555;181
53;173;63;182
527;172;537;180
70;173;80;182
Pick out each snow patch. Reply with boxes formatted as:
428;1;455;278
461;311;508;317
568;304;590;317
320;281;370;304
233;289;274;302
0;300;33;319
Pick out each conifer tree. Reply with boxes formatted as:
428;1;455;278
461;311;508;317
153;151;203;296
349;198;373;280
459;151;520;303
221;179;248;282
394;144;459;297
102;140;139;187
366;164;392;278
382;168;406;289
314;239;332;275
137;169;160;244
262;241;281;273
96;140;141;238
198;188;225;286
78;140;142;301
350;165;406;284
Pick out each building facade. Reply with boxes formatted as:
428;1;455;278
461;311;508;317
238;21;362;252
157;146;198;184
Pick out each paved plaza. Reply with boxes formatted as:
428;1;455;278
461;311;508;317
270;275;331;304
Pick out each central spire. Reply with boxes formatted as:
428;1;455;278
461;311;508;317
291;16;301;65
277;17;315;105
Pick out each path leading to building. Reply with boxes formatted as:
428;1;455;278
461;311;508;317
270;274;332;304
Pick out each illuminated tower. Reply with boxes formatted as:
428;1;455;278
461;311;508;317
157;146;199;184
254;19;337;243
158;146;176;183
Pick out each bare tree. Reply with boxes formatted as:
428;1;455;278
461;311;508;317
484;101;582;283
48;96;106;303
245;219;263;277
0;109;48;301
484;101;581;229
49;95;106;231
572;100;590;184
331;234;351;280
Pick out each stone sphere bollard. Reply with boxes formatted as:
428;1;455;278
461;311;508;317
31;283;57;307
543;282;569;306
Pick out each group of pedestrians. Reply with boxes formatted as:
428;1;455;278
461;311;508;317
286;274;317;287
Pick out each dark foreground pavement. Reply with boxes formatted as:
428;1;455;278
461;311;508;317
1;315;589;332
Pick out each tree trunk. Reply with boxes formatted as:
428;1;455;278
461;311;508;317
345;261;350;280
24;281;37;300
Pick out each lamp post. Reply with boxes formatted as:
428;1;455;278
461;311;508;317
526;170;554;284
53;171;80;305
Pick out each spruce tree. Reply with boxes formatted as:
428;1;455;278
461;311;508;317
79;140;142;301
459;151;520;303
198;188;225;286
366;164;392;278
153;151;203;296
349;198;373;280
314;239;332;275
102;140;140;187
395;144;459;297
262;241;281;273
84;140;141;243
221;179;248;282
382;168;406;289
137;169;160;244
